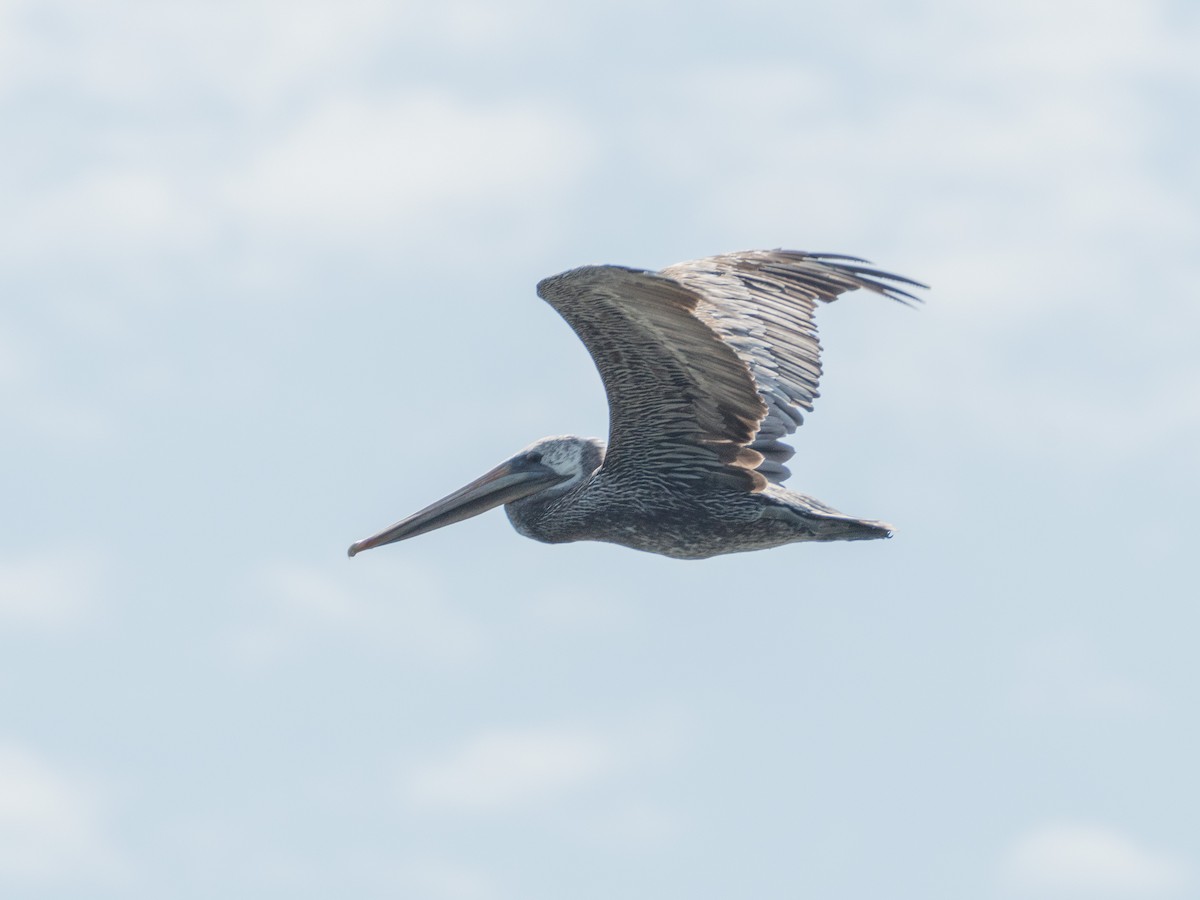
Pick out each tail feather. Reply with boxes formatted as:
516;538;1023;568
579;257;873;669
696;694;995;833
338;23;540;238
765;495;895;542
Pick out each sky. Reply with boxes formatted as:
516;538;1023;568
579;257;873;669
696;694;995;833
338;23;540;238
2;0;1199;898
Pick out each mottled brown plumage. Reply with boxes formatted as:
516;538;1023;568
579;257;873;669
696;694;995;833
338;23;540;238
349;250;924;560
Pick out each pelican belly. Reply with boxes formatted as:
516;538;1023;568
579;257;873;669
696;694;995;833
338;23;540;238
507;479;892;560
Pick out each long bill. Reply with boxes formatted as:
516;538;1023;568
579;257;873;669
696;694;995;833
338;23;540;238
348;457;566;557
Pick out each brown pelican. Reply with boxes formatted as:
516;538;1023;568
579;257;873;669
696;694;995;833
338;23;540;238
349;250;924;560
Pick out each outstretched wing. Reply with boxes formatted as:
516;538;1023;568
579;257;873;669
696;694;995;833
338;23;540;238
536;250;923;490
661;250;924;482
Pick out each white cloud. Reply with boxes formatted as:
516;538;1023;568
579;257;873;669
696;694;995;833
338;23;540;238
622;2;1199;480
8;167;210;268
935;0;1193;83
0;742;127;887
2;1;593;281
405;724;619;814
0;0;560;108
1004;821;1192;897
636;0;1197;309
0;549;105;630
3;91;591;277
0;0;399;106
227;559;485;666
226;92;591;243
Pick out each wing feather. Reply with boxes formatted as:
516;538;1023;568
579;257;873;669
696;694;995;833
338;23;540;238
537;265;769;490
661;250;924;483
537;250;925;489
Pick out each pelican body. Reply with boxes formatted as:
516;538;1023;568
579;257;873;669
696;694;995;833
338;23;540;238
349;250;924;560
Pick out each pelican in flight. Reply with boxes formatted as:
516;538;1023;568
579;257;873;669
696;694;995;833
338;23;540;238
349;250;924;560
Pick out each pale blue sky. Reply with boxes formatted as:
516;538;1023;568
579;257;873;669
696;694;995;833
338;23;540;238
2;1;1198;898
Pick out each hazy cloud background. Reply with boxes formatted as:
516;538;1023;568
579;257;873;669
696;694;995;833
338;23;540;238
2;0;1197;897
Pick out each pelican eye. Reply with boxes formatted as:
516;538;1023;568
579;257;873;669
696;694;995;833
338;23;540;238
525;451;544;465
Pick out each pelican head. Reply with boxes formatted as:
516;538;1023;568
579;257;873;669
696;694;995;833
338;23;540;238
347;436;604;557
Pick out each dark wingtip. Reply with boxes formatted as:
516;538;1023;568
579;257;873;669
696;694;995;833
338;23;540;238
827;260;929;308
804;251;873;264
770;250;929;307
